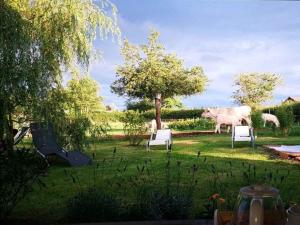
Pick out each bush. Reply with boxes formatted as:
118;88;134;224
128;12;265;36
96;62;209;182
66;188;121;222
168;118;215;130
251;111;264;129
142;109;204;120
120;110;147;145
0;149;48;221
275;105;294;136
128;187;193;220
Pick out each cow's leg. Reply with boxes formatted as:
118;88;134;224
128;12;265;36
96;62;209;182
214;124;218;133
215;124;220;133
227;125;231;133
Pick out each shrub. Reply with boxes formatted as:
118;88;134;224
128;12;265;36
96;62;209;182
275;105;294;136
251;111;264;129
168;118;215;130
120;110;147;145
66;188;121;222
129;187;193;220
0;149;48;221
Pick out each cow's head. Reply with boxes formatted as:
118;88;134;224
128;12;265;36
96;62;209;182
201;108;215;119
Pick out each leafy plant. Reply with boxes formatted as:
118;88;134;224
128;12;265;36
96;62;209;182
66;188;121;222
276;105;294;136
120;110;147;146
251;110;264;135
0;149;48;221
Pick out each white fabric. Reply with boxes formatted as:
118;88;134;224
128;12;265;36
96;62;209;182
234;126;250;137
232;125;255;148
148;129;172;149
235;136;252;141
155;129;171;140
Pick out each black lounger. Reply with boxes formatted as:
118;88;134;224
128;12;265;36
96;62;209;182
30;123;91;166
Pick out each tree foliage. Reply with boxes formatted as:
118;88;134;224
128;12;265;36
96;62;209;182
35;76;109;151
233;73;281;107
275;105;294;136
111;30;207;128
0;0;120;151
126;97;184;111
0;1;119;220
162;97;184;109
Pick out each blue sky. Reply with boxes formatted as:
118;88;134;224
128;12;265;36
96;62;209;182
91;0;300;109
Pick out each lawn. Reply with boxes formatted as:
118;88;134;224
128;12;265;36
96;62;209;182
11;134;300;224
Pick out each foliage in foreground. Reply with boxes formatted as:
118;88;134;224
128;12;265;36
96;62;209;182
67;187;121;222
66;151;196;221
64;146;295;222
0;149;48;221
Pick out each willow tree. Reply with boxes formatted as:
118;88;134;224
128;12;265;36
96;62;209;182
111;30;208;129
233;73;281;108
0;0;120;151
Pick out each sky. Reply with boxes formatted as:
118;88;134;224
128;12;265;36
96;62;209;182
90;0;300;109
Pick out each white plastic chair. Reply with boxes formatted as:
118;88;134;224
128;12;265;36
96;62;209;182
147;129;172;150
232;125;255;148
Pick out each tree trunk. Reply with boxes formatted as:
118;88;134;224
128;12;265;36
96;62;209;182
0;98;14;152
155;94;162;130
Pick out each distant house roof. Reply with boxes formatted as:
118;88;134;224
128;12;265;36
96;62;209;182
284;96;300;103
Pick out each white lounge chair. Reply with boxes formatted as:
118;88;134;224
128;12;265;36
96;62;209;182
232;125;255;148
147;129;172;150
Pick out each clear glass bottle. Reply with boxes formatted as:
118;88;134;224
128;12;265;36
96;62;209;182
231;185;286;225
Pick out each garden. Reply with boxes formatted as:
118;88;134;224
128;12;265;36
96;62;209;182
1;1;300;225
9;134;300;224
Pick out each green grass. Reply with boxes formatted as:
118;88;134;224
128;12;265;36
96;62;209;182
11;134;300;223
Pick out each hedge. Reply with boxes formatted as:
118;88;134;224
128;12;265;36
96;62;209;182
141;109;204;120
263;103;300;122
